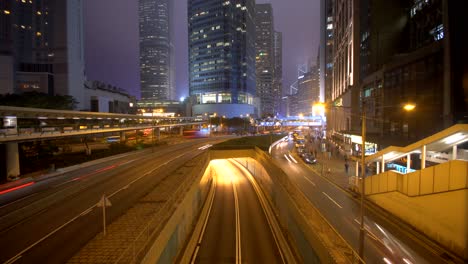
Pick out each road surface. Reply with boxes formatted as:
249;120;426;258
193;159;286;263
271;139;442;264
0;138;221;264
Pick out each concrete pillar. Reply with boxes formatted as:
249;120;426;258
406;154;411;173
6;142;20;178
156;127;160;141
421;145;427;169
452;145;458;160
376;161;380;174
355;161;359;176
120;131;126;141
381;156;385;172
179;126;184;136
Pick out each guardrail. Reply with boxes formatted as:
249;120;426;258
0;122;204;142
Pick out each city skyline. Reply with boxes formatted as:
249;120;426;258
84;0;319;100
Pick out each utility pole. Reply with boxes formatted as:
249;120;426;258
358;104;366;258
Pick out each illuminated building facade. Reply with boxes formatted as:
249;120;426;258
297;66;320;116
319;0;333;104
139;0;175;101
329;0;360;133
0;0;85;108
273;30;283;117
255;3;275;117
188;0;256;118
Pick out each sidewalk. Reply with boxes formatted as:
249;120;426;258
305;139;356;190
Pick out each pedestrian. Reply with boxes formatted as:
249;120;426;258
345;162;349;174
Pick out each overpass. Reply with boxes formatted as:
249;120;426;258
347;124;468;259
0;105;206;179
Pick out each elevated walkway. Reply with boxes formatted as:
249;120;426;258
353;124;468;259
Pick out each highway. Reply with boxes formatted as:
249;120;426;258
271;139;445;264
0;138;221;264
192;159;286;263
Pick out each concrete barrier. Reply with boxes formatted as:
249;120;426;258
141;154;211;264
365;160;468;259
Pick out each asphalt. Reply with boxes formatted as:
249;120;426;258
305;138;357;189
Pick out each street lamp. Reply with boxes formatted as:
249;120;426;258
358;102;416;258
403;103;416;111
314;102;415;259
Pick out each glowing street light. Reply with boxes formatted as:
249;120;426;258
403;103;416;111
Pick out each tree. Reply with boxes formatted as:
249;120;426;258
0;92;78;110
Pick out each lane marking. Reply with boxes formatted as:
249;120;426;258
190;179;217;264
322;192;343;209
383;257;393;264
108;153;186;198
198;144;212;150
353;218;380;241
4;202;98;264
0;192;38;210
288;154;298;164
303;176;316;186
232;179;242;264
3;255;21;264
80;208;93;217
230;160;287;264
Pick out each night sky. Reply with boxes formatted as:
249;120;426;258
84;0;320;99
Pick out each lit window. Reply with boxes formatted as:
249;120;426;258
36;32;42;36
3;10;11;15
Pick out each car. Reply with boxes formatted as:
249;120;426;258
302;154;317;164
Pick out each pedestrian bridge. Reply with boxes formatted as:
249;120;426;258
352;124;468;259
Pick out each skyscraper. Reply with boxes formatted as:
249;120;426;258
319;0;333;104
139;0;175;100
255;3;275;117
297;66;320;115
0;0;85;108
330;0;360;132
273;31;283;116
188;0;256;117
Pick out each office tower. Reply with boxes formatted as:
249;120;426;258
255;3;275;117
273;31;283;117
188;0;256;117
319;0;333;104
329;0;360;132
297;66;320;116
0;0;85;108
139;0;175;100
358;0;467;144
0;0;14;94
